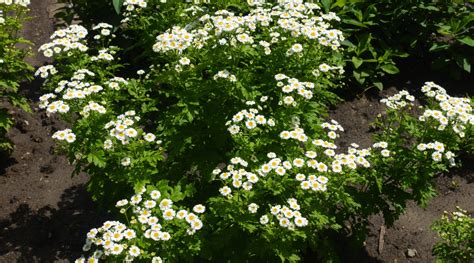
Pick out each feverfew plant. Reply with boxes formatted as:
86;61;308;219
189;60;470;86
0;0;32;150
75;183;204;262
146;0;344;182
39;0;474;261
38;23;164;203
432;207;474;262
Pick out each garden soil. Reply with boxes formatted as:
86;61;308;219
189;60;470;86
0;1;472;262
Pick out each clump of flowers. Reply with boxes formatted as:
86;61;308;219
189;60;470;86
380;90;415;109
105;77;129;91
91;22;114;40
38;68;105;115
279;127;308;142
152;1;344;56
52;128;76;143
123;0;147;11
104;111;142;146
81;101;107;116
38;25;88;58
263;198;308;229
419;82;473;137
372;141;390;157
35;65;57;79
91;48;115;61
76;185;205;262
227;102;275;135
214;157;258;194
152;26;196;53
275;74;315;106
321;120;344;140
416;141;455;165
213;70;237;82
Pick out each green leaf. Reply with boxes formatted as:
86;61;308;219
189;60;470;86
455;55;471;73
343;19;368;28
87;151;106;168
320;0;333;12
380;64;400;74
458;36;474;47
113;0;124;14
429;43;450;52
357;33;372;54
373;82;383;91
353;71;365;84
418;4;440;11
351;56;364;68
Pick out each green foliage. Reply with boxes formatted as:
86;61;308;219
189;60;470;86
38;1;474;262
54;0;119;28
323;0;474;89
0;2;33;152
432;207;474;262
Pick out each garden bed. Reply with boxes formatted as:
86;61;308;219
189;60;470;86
0;1;472;262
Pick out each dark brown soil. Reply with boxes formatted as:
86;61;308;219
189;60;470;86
0;1;472;263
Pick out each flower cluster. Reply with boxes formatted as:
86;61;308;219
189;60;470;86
34;65;57;78
321;120;344;139
39;69;104;114
372;141;390;157
152;26;195;53
81;101;106;116
416;141;455;165
123;0;147;11
227;103;275;135
214;157;261;195
91;48;115;61
275;74;314;106
213;70;237;82
44;99;70;114
39;25;88;58
153;1;344;56
91;22;113;40
297;173;329;192
313;139;372;170
279;127;308;142
52;128;76;143
380;90;415;109
262;198;308;229
76;186;204;262
419;82;473;137
312;63;345;76
105;77;129;91
104;111;141;145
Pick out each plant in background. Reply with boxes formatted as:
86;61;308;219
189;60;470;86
432;207;474;262
320;0;473;90
357;82;473;229
0;0;32;151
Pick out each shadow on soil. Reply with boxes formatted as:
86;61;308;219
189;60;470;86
0;151;16;176
0;185;108;262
